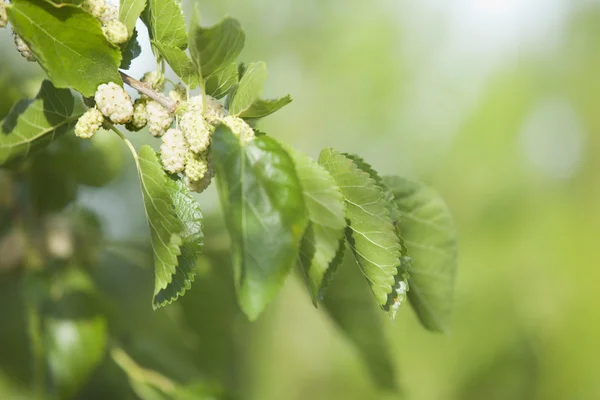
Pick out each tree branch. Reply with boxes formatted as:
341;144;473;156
119;71;177;113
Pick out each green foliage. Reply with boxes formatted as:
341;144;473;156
239;95;293;119
228;62;267;116
142;0;187;50
319;149;402;308
119;0;147;35
384;176;458;332
7;0;122;97
211;127;307;320
70;130;125;187
152;42;199;88
284;145;346;303
204;62;239;99
0;81;82;166
188;11;245;79
120;30;143;69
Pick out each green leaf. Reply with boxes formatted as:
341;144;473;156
211;127;307;320
142;0;187;50
0;80;82;166
153;177;203;309
70;130;124;187
30;151;78;213
205;62;239;99
383;176;458;333
7;0;122;97
152;41;199;89
318;149;401;308
119;0;147;35
120;29;142;69
188;9;245;79
284;145;346;304
239;95;293;119
323;249;398;392
228;62;267;116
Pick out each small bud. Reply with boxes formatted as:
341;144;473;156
146;100;173;137
222;116;255;145
13;34;36;62
179;112;213;153
102;20;129;45
94;82;134;124
160;129;188;174
125;98;148;131
75;107;104;139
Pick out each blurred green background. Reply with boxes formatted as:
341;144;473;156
2;0;600;399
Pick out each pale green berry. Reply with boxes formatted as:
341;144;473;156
184;151;209;182
99;3;117;25
168;84;187;103
141;71;165;92
222;116;255;144
94;82;134;124
179;111;212;153
75;108;104;139
186;173;213;194
13;34;36;62
82;0;106;20
125;98;148;131
103;20;128;45
204;96;228;125
1;0;8;29
146;100;173;137
160;129;188;174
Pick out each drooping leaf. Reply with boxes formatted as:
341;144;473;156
152;41;199;89
284;145;346;304
7;0;122;97
239;95;293;119
323;250;398;392
136;146;184;303
120;29;142;69
153;177;203;308
383;176;458;333
188;9;245;79
142;0;187;50
211;127;307;320
119;0;147;35
318;149;401;308
228;62;267;116
205;62;239;99
0;80;82;166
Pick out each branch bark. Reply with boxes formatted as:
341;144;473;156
119;71;177;113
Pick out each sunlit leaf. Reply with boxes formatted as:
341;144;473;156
119;0;147;35
239;95;292;119
228;62;267;116
142;0;187;50
205;62;238;99
152;41;199;89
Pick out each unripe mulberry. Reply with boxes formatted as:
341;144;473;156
103;20;128;45
141;71;165;92
125;98;147;131
82;0;106;20
99;3;117;25
94;82;134;124
1;0;8;29
75;108;104;139
184;151;209;182
205;96;228;125
179;112;213;153
186;156;214;193
14;34;36;62
168;84;186;103
222;116;255;145
160;129;188;174
146;100;173;137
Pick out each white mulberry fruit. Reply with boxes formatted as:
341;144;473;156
204;96;228;125
125;98;147;131
82;0;106;20
141;71;164;92
95;82;134;124
103;20;128;45
160;129;188;174
168;84;186;103
184;151;210;182
99;3;117;25
179;112;212;153
75;108;104;139
146;100;173;137
1;0;8;29
14;34;36;62
222;116;255;145
186;156;214;193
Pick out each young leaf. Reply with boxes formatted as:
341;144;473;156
323;250;398;392
136;146;185;304
383;176;458;333
119;0;147;35
152;41;199;89
153;177;204;309
205;62;239;99
239;95;293;119
142;0;187;50
318;149;401;308
283;145;346;304
188;9;245;78
0;81;82;166
7;0;122;97
228;62;267;116
211;127;307;320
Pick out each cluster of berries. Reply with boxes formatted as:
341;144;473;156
75;71;256;193
82;0;129;45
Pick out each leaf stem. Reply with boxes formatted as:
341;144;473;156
119;71;177;113
105;122;139;163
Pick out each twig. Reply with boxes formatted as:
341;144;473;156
119;71;177;113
